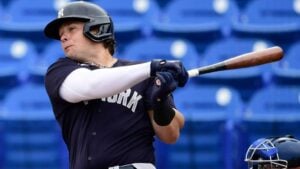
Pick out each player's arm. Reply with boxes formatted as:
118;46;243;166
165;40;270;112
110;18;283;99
145;71;188;144
59;60;184;103
148;108;184;144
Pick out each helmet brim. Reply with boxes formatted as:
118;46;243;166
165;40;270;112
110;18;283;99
44;17;89;40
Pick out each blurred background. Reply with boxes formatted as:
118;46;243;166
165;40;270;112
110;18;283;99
0;0;300;169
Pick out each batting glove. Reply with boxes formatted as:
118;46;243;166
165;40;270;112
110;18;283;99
150;59;189;87
145;72;177;126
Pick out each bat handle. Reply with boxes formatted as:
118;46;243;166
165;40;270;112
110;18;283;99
187;62;226;78
188;69;199;78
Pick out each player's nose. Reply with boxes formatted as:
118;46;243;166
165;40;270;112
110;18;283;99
60;33;68;42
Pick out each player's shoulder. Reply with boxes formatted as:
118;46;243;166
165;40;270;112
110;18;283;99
46;57;77;73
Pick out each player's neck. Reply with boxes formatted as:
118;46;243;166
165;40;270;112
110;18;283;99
90;51;117;68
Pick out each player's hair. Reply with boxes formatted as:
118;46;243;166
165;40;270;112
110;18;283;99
103;39;116;56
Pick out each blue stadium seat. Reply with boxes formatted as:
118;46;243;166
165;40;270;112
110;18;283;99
122;37;200;71
231;0;254;10
151;0;239;53
0;3;3;15
165;84;243;169
0;0;69;32
236;85;300;169
154;0;173;10
91;0;159;53
29;41;63;84
272;41;300;85
0;83;67;169
231;0;300;47
197;37;275;102
0;38;38;100
0;0;71;51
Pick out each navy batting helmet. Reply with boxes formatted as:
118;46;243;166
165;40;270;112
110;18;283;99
44;1;114;42
245;135;300;169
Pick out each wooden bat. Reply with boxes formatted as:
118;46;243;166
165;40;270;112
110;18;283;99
188;46;284;78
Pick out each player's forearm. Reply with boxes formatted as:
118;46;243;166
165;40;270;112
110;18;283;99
149;109;185;144
60;62;151;103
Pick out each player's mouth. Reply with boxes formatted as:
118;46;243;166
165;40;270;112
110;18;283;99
64;45;73;52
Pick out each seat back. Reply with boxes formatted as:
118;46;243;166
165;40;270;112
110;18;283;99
168;84;243;169
243;0;300;24
0;38;38;100
232;0;300;46
152;0;238;41
122;37;200;70
0;83;66;169
29;41;64;84
0;0;71;52
278;41;300;70
1;0;69;30
272;41;300;85
199;37;275;101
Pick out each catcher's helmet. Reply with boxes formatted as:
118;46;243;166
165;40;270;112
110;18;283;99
44;1;114;42
245;135;300;169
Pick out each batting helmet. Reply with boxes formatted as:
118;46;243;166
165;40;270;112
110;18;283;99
245;135;300;169
44;1;114;42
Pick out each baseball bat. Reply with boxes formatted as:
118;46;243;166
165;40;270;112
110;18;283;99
187;46;284;78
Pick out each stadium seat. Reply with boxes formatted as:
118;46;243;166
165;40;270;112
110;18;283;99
0;3;3;15
0;38;38;100
272;41;300;85
151;0;239;53
166;84;243;169
231;0;254;10
0;0;71;51
91;0;160;53
29;41;63;84
235;85;300;169
0;0;69;32
154;0;173;10
197;37;275;102
0;83;67;169
122;37;200;71
231;0;300;47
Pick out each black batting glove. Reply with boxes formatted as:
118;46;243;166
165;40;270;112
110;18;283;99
150;59;189;87
145;72;177;126
146;71;177;106
172;61;189;87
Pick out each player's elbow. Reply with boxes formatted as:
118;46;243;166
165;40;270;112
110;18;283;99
160;130;180;144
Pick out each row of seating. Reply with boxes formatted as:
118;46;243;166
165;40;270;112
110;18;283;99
1;0;300;50
1;35;299;102
0;82;299;169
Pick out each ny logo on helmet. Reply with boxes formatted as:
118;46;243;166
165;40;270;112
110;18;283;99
58;8;64;18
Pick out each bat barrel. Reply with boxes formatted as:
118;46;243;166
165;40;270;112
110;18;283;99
187;46;284;78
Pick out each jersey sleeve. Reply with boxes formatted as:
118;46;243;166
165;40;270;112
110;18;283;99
45;58;80;103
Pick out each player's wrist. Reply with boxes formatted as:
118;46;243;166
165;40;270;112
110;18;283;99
153;96;175;126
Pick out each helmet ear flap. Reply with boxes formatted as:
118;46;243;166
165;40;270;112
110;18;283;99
83;17;114;42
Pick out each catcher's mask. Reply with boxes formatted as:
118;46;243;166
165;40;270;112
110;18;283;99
44;1;114;43
245;135;300;169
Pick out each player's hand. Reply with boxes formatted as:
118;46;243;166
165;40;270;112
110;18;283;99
150;59;188;87
145;71;177;107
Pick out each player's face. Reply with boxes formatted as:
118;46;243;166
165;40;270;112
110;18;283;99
59;21;97;62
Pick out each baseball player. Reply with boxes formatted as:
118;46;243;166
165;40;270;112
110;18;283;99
245;135;300;169
43;1;188;169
